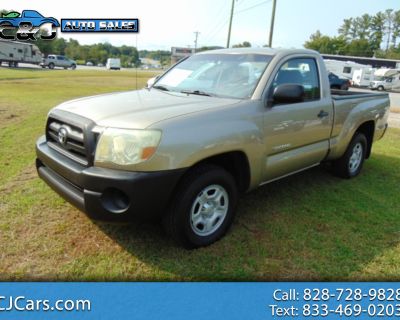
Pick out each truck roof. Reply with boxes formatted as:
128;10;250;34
197;47;318;56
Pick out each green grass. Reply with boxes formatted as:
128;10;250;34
0;67;400;280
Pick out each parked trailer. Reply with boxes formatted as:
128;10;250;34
352;67;376;87
0;40;43;67
324;59;371;81
106;58;121;70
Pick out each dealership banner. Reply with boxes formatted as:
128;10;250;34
1;282;400;319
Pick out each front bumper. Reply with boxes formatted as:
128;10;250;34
36;136;185;222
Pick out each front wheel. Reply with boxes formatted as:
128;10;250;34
377;86;384;91
332;132;367;178
163;164;238;248
71;64;76;70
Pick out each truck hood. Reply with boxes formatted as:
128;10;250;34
55;89;240;129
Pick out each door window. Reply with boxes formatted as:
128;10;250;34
272;58;320;101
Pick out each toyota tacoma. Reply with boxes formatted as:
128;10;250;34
36;48;390;248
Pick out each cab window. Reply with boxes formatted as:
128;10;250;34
272;58;320;102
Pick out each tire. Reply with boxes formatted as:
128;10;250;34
163;164;238;249
20;22;32;29
377;86;384;91
48;63;55;69
332;132;367;178
71;64;76;70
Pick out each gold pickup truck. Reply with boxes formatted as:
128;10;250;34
36;48;390;248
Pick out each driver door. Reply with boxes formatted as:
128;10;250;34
262;57;332;182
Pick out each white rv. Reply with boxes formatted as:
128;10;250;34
0;40;43;67
352;67;376;87
106;58;121;70
324;59;371;80
369;68;400;91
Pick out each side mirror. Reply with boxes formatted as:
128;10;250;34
146;75;160;88
272;84;304;104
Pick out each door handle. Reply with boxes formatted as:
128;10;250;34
317;110;329;118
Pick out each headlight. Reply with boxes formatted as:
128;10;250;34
95;128;161;166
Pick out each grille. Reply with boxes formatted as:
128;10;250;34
46;117;89;166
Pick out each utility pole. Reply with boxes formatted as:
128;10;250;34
268;0;277;47
194;31;200;52
226;0;235;48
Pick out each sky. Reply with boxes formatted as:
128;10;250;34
4;0;400;50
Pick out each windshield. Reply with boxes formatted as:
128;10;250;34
154;53;272;99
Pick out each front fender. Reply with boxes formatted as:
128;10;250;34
135;101;265;188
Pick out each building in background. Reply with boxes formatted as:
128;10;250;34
171;47;195;64
322;54;400;69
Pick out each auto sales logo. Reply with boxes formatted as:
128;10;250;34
61;19;139;33
0;9;139;41
0;10;59;40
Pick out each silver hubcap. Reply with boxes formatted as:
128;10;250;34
348;142;363;173
190;184;229;236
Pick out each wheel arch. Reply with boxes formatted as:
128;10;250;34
177;151;251;194
355;120;375;159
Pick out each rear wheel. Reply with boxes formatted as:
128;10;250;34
332;132;367;178
377;86;384;91
163;164;238;248
48;63;55;69
20;22;32;30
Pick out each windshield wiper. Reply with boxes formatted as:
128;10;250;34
153;85;170;91
180;89;213;97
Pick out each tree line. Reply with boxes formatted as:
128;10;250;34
35;38;141;67
304;9;400;59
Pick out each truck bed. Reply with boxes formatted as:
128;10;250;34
331;89;388;100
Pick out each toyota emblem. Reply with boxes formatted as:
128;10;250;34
58;127;68;145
